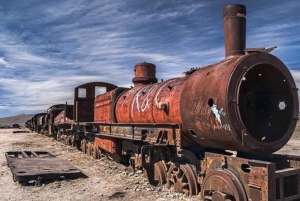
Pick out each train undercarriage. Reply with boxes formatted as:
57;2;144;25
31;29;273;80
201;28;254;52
51;122;300;201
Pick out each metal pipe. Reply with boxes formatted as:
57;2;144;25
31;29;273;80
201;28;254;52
223;4;246;58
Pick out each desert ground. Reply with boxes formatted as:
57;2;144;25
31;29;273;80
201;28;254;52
0;128;199;201
0;124;300;201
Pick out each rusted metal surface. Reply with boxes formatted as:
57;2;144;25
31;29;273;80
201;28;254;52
54;105;74;124
95;90;114;123
28;113;46;132
113;4;298;154
92;144;101;159
115;54;298;154
180;53;297;153
132;62;158;87
154;160;167;186
115;77;187;124
223;4;246;58
202;169;247;201
204;152;300;201
47;104;66;135
167;163;198;195
94;87;128;123
74;82;117;122
114;86;142;123
5;151;82;182
22;4;300;199
96;123;181;146
94;136;118;154
275;169;300;200
37;115;46;133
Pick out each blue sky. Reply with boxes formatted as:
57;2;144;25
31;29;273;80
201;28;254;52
0;0;300;118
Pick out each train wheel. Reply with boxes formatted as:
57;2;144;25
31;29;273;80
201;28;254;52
64;137;69;145
57;132;61;141
68;136;72;145
93;145;100;159
167;163;198;196
61;135;66;143
87;143;93;156
81;140;87;154
201;169;247;201
154;161;167;186
71;136;75;146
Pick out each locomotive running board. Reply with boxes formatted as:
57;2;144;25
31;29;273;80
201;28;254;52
5;151;82;182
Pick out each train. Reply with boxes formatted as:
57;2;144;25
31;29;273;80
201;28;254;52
25;4;300;201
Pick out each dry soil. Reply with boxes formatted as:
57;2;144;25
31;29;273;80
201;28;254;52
0;124;299;201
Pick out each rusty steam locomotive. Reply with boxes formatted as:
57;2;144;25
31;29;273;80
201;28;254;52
26;4;300;201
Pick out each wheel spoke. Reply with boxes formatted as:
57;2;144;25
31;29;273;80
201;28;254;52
182;188;189;194
167;163;198;196
169;178;175;185
181;182;189;188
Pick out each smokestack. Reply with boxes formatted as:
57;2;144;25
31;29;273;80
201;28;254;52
223;4;246;59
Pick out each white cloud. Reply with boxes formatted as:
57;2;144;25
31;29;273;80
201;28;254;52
0;57;13;68
0;1;299;117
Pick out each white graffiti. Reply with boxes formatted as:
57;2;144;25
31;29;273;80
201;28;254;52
219;107;226;116
211;104;222;126
154;81;171;106
214;123;231;131
131;85;158;116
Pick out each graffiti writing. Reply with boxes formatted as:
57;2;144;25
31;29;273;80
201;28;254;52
214;123;231;131
211;104;222;126
131;85;158;116
219;107;226;116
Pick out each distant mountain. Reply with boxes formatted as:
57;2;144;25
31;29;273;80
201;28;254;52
0;114;34;126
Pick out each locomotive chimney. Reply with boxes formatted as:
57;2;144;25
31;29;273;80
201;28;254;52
132;62;158;87
223;4;246;59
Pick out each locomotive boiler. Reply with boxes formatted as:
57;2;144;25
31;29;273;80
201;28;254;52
106;4;298;154
27;4;300;201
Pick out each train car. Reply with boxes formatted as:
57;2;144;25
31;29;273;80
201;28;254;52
53;104;74;125
73;82;118;122
45;104;67;136
87;4;300;200
26;4;300;201
54;82;118;146
27;113;47;132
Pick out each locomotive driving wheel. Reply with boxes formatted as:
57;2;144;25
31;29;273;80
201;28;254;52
201;169;247;201
92;145;101;159
167;163;198;196
154;161;167;186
